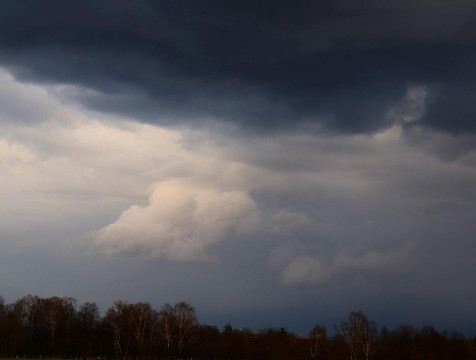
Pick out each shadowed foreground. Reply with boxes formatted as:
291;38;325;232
0;295;475;360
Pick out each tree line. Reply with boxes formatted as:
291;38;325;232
0;295;475;360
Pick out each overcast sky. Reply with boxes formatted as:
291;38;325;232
1;0;476;334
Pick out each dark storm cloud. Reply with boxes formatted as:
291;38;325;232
1;0;475;133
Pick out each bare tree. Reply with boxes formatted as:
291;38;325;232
78;302;100;356
336;311;377;360
174;302;198;358
128;302;153;358
154;302;197;359
336;315;359;360
13;295;41;344
78;302;100;329
156;303;174;354
40;296;76;354
0;296;5;319
309;325;327;360
360;314;377;360
105;300;131;360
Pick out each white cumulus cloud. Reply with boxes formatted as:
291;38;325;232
93;180;261;261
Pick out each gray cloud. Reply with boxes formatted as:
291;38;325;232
0;1;475;133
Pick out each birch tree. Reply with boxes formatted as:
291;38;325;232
40;296;76;355
156;303;174;354
174;302;197;358
309;325;327;360
104;301;131;360
336;311;377;360
128;302;153;358
155;302;198;359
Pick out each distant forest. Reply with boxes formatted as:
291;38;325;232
0;295;474;360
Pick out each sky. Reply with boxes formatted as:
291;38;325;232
1;0;476;334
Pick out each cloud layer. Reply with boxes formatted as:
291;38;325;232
2;64;476;331
2;67;476;273
1;1;476;134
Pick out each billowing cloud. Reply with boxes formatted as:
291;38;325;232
93;180;261;261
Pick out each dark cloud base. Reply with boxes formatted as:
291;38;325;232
1;0;476;133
